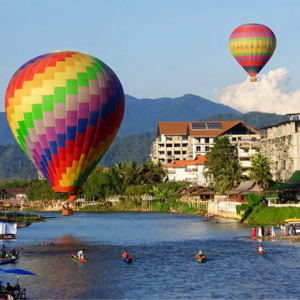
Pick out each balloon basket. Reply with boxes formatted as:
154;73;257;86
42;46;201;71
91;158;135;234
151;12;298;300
61;208;74;216
250;77;257;82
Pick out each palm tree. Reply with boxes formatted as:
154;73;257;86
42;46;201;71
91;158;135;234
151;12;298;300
215;159;244;193
248;154;272;189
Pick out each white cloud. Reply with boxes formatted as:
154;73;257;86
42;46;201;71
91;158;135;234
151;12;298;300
218;68;300;114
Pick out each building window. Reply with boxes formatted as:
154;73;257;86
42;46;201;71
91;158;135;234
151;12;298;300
167;151;172;156
182;143;188;147
196;146;201;152
182;151;187;155
205;138;209;143
232;137;236;141
205;146;210;152
166;136;172;141
174;151;181;155
159;159;165;162
166;144;172;147
174;143;180;147
167;159;172;163
158;151;165;155
182;135;188;140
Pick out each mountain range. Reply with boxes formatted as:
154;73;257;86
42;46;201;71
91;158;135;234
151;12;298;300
0;94;289;177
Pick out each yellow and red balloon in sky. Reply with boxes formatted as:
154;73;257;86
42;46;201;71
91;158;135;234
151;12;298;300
229;23;277;81
5;51;125;198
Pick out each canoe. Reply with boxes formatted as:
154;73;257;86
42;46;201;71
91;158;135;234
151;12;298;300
123;257;132;263
71;254;86;263
197;257;207;263
0;258;17;265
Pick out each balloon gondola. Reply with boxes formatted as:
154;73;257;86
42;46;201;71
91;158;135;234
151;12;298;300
5;51;125;214
229;23;276;82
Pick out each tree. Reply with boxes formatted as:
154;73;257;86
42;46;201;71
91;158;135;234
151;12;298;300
204;136;239;189
248;154;272;189
215;158;244;193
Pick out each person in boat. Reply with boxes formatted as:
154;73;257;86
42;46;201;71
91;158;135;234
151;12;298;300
122;250;132;261
1;245;6;258
196;250;206;260
9;248;18;259
256;244;265;253
77;249;85;260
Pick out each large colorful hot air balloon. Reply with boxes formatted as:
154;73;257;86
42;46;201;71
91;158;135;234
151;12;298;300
5;51;125;202
229;23;276;82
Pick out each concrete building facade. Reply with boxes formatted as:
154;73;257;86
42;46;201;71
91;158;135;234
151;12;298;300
164;155;207;185
260;114;300;181
151;121;261;172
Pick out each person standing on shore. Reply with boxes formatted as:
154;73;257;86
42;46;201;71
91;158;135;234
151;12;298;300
271;226;276;238
252;227;257;240
258;227;262;238
261;226;265;237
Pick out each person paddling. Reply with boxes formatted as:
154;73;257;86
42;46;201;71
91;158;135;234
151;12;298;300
122;250;132;261
196;250;206;260
77;249;85;260
256;244;265;254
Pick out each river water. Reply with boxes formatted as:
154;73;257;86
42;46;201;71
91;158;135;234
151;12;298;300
1;212;300;299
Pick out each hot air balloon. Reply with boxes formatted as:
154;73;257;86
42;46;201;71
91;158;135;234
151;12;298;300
229;23;276;82
5;51;125;207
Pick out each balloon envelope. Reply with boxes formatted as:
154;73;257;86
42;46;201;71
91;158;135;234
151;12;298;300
5;51;125;194
229;23;276;79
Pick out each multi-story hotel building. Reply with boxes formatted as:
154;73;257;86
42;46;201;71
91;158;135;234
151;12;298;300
260;114;300;181
151;121;261;171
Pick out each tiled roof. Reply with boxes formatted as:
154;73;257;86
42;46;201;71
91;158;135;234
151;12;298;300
158;122;190;135
5;188;28;194
164;155;206;168
158;121;260;137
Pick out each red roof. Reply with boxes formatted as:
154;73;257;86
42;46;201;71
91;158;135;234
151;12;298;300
158;121;260;137
164;155;206;168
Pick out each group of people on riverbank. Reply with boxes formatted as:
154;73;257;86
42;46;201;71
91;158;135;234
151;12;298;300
252;224;298;239
279;224;297;236
252;226;276;239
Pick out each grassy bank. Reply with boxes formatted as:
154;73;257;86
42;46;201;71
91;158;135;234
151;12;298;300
80;201;200;214
244;203;300;225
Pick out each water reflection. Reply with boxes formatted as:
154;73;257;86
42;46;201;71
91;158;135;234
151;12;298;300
0;213;299;299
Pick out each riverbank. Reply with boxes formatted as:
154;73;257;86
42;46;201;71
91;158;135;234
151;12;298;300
0;211;44;224
242;203;300;226
24;201;204;215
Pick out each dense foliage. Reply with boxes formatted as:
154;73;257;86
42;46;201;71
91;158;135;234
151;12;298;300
204;136;243;192
248;154;273;189
82;161;167;201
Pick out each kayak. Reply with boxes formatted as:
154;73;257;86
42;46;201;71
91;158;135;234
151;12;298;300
123;257;132;263
71;254;87;263
257;251;265;255
0;258;17;265
197;257;207;263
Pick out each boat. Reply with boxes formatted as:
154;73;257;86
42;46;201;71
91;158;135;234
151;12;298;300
71;254;86;263
0;257;17;265
257;251;265;255
122;257;132;263
197;257;207;263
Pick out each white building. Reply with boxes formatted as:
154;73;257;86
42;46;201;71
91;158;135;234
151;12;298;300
164;155;207;185
151;121;261;172
260;113;300;181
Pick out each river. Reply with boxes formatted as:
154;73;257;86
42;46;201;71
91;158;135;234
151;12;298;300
1;212;300;299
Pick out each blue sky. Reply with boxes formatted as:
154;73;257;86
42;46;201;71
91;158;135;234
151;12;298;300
1;0;299;111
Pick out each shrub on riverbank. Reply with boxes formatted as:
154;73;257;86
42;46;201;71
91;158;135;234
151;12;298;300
243;203;300;225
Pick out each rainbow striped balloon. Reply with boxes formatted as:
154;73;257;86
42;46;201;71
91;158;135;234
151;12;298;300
5;51;125;194
229;23;276;81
